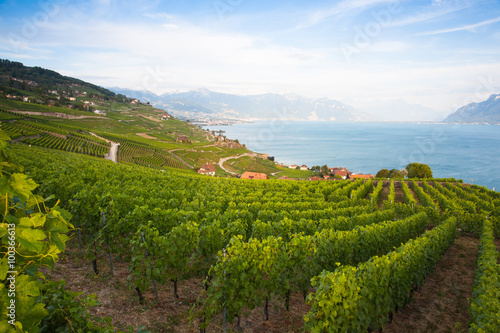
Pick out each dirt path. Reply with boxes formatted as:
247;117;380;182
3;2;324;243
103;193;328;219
138;114;162;123
90;132;119;163
167;151;194;169
136;132;157;139
46;239;309;333
378;186;390;208
218;153;256;175
8;110;103;119
394;187;405;204
105;142;120;163
383;236;479;333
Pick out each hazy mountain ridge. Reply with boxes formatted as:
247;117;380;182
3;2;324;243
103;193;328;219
109;87;369;122
444;94;500;124
349;99;443;122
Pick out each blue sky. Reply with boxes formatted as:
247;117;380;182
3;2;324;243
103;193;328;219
1;0;499;115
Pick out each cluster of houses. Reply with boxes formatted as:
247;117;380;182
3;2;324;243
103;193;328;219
5;78;153;113
197;165;269;180
11;77;37;86
4;81;92;108
197;162;373;181
6;94;33;103
278;164;310;171
275;165;373;180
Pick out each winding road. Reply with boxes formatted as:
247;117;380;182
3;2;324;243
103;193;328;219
218;153;256;175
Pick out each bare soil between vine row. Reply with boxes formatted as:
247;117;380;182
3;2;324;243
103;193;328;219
383;235;479;333
44;233;481;333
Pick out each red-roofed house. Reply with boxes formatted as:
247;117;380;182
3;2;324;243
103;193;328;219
198;163;216;176
241;172;268;180
289;165;298;169
333;169;349;179
300;165;309;171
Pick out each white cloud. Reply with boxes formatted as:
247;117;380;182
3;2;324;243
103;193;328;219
416;16;500;35
143;12;174;20
295;0;396;30
23;16;326;95
388;1;473;27
2;0;498;114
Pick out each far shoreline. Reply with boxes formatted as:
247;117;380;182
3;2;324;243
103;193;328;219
201;121;500;191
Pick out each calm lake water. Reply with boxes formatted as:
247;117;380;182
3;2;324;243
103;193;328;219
204;121;500;191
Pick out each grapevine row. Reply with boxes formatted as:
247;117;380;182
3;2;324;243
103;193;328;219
468;218;500;331
304;216;457;332
197;212;429;327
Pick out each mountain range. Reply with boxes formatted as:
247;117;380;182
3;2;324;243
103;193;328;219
348;99;445;122
4;58;499;125
443;94;500;124
112;87;500;124
109;87;372;122
110;87;454;123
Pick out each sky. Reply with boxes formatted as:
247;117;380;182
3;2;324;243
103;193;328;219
0;0;500;116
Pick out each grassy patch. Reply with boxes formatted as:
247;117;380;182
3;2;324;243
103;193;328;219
272;166;313;179
224;155;278;175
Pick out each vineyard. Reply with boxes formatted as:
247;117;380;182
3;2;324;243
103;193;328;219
4;143;499;332
97;132;187;169
0;109;188;169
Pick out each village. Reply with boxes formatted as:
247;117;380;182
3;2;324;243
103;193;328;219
197;162;374;181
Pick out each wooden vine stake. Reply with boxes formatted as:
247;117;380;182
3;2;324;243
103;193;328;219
77;225;83;252
141;232;159;303
223;248;227;333
92;242;99;275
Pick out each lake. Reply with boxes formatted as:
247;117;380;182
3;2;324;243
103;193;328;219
204;121;500;191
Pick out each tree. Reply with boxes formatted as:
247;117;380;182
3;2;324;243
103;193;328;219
376;168;390;178
406;162;432;178
400;168;408;178
320;165;330;176
388;169;403;179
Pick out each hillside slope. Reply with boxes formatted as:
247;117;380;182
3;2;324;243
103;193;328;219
0;59;284;175
444;94;500;124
